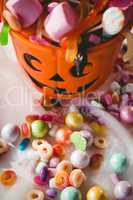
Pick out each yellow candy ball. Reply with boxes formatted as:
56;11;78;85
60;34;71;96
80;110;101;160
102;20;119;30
86;186;109;200
65;112;84;129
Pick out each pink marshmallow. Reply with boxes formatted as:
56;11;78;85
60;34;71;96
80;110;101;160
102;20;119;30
44;2;78;41
6;0;43;27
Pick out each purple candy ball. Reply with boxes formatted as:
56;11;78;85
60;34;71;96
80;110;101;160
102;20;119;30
120;106;133;124
46;188;57;198
40;166;49;181
114;181;132;199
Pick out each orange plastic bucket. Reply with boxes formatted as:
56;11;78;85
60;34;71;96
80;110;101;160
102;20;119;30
0;1;125;100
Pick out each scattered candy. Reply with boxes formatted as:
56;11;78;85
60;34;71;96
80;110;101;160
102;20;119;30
69;169;86;188
55;171;69;189
86;186;109;200
35;161;47;175
60;187;82;200
40;166;49;182
71;150;90;169
114;181;132;199
80;130;93;147
56;127;72;145
56;160;73;174
102;7;125;36
21;123;31;139
46;188;57;199
38;141;53;161
0;170;17;186
110;153;128;173
18;138;30;151
31;120;49;139
26;189;45;200
53;144;65;158
120;106;133;124
70;131;87;151
65;112;84;129
1;123;20;143
34;175;48;186
49;157;60;168
0;138;9;155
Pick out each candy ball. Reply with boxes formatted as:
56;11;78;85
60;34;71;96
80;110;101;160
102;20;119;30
26;189;45;200
31;120;49;139
46;188;57;199
35;161;47;175
1;123;20;143
114;181;132;199
60;187;82;200
40;166;49;182
110;153;128;173
102;7;125;35
86;186;109;200
56;127;72;145
71;150;90;169
120;106;133;124
80;130;93;147
65;112;84;129
49;157;60;168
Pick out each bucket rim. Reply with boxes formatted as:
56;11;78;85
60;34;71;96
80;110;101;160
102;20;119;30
11;30;124;53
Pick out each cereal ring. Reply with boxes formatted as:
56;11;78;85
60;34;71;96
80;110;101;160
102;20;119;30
32;139;45;151
26;189;45;200
55;171;69;189
0;138;9;155
3;10;22;31
69;169;86;188
38;141;53;161
56;160;73;174
94;137;107;149
0;170;17;186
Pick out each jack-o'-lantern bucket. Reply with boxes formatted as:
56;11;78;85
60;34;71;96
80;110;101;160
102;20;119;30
0;1;126;100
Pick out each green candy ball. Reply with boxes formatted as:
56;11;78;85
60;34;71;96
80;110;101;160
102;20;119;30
110;153;128;173
31;120;49;139
60;187;82;200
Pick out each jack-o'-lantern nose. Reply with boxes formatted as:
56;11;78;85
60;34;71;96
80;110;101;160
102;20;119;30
50;73;64;82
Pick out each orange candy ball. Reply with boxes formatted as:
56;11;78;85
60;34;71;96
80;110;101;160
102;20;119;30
56;127;72;145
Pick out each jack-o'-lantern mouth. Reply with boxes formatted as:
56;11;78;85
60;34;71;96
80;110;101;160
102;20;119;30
26;71;99;95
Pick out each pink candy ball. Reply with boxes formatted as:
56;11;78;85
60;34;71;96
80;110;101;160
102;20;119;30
120;106;133;124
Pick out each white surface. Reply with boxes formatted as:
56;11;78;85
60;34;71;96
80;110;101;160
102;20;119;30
0;46;133;200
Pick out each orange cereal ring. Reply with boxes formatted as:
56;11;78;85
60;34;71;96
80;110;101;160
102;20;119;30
0;170;17;186
55;171;69;189
56;160;73;174
69;169;86;188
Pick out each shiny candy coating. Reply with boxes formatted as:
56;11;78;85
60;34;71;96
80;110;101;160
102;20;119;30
0;138;9;154
53;144;65;158
114;181;132;199
49;157;60;168
38;141;53;161
65;112;84;129
70;131;87;151
26;189;45;200
46;188;57;199
34;175;48;186
120;106;133;124
86;186;109;200
55;171;69;189
110;153;128;173
21;123;31;139
0;170;17;186
80;130;93;147
71;150;90;169
18;138;30;151
40;166;49;182
56;160;73;174
56;127;72;145
31;120;49;139
35;161;47;175
60;187;82;200
69;169;86;188
1;123;20;143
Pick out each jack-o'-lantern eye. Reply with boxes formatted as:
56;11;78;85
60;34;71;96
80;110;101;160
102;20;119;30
70;52;92;77
24;53;42;72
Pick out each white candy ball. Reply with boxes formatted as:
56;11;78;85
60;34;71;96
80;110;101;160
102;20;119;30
102;7;125;35
71;150;90;169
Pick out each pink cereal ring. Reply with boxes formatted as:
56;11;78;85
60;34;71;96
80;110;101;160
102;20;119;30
32;139;45;151
38;141;53;161
56;160;73;175
69;169;86;188
26;189;45;200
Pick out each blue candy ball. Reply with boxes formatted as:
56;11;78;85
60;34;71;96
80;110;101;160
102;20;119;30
60;187;82;200
110;153;128;173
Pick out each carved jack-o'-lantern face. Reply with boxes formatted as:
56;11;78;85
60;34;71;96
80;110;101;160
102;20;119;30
11;31;124;99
